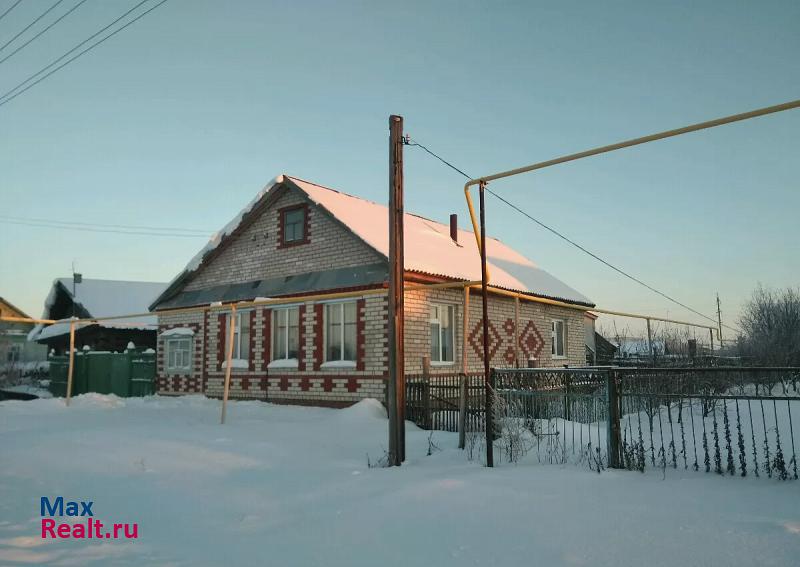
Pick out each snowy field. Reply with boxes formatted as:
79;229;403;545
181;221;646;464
1;395;799;567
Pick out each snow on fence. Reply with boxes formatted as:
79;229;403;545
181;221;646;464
408;367;800;480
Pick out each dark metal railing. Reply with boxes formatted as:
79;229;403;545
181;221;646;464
407;367;800;480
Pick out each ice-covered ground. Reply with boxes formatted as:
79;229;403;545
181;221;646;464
1;395;798;566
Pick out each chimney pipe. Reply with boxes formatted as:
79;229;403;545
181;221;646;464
449;214;458;243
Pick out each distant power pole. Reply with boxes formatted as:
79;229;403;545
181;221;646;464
388;115;406;466
716;293;724;349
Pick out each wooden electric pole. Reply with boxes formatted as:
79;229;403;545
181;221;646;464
479;181;494;467
388;115;406;465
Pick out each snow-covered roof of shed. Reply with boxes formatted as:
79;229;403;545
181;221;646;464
158;175;592;307
29;278;167;341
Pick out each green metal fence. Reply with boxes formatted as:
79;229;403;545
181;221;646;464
48;349;155;398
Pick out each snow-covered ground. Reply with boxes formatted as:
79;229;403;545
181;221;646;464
1;395;798;567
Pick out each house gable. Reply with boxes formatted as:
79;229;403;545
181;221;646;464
178;182;386;297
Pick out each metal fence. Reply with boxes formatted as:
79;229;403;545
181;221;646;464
49;348;155;398
407;367;800;480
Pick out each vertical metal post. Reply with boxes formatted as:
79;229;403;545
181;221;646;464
716;293;724;349
606;371;622;468
709;328;715;358
388;114;405;465
479;180;494;467
220;305;236;424
65;320;76;406
422;355;431;429
646;318;655;366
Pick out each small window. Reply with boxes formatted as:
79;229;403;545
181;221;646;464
227;311;250;362
272;307;300;361
165;338;192;372
551;319;566;358
430;304;455;364
325;302;357;363
282;207;306;245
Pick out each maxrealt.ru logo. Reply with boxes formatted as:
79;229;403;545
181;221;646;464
40;497;139;540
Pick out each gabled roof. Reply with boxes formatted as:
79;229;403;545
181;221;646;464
0;297;30;319
152;175;593;309
29;278;167;342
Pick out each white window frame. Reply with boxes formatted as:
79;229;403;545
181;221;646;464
322;300;357;368
551;319;566;359
226;310;251;365
269;306;300;368
430;303;456;365
165;337;192;373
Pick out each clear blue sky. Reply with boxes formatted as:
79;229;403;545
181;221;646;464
1;0;798;340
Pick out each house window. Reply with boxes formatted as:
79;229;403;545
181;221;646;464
281;206;307;245
552;319;566;358
272;307;300;361
430;304;455;364
165;338;192;372
325;301;357;363
227;311;251;362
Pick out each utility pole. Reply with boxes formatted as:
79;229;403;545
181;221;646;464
479;180;494;467
388;115;406;465
716;293;724;349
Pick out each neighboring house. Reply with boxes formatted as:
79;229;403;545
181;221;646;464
594;332;618;365
149;174;595;406
28;278;167;353
0;297;47;366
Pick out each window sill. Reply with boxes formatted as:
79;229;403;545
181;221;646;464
164;369;192;375
430;361;455;367
320;360;357;370
551;355;567;360
221;359;249;369
268;359;299;369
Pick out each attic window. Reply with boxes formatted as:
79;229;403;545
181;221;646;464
279;205;309;248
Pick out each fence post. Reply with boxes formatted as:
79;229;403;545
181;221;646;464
422;356;431;429
564;374;571;421
606;370;622;468
458;373;468;449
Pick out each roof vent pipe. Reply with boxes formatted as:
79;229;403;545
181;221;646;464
449;214;458;243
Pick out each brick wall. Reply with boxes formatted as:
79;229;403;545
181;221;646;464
155;287;586;403
183;185;385;291
155;310;206;395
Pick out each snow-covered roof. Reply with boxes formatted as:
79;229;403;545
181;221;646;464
29;278;167;342
155;174;592;308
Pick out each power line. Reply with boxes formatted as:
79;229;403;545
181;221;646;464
0;0;24;25
0;0;89;66
0;218;209;238
405;137;736;331
0;0;64;54
0;0;167;107
0;214;209;234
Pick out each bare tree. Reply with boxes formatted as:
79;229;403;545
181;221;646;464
739;285;800;366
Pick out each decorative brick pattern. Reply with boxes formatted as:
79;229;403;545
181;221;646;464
217;313;226;371
298;305;306;371
356;298;365;371
313;304;323;371
468;319;502;362
262;308;271;368
248;310;256;371
518;320;545;361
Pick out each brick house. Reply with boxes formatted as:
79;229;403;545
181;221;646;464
149;175;595;406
